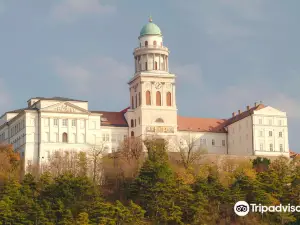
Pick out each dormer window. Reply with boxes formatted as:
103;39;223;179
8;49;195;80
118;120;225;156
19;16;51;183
145;41;148;47
153;40;157;46
155;118;164;123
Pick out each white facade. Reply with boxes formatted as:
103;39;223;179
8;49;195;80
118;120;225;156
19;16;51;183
0;18;291;168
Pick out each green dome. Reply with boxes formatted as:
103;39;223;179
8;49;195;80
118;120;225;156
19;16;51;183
140;17;162;36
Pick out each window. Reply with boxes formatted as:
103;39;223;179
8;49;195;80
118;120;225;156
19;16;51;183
280;144;283;152
72;120;76;127
131;131;134;137
222;140;226;147
73;133;76;143
105;134;109;141
62;132;68;143
124;135;127;140
55;133;59;142
279;132;282;137
145;41;148;47
212;139;215;146
156;91;161;106
131;119;134;127
134;119;136;127
81;120;85;129
111;134;117;143
62;119;68;126
92;121;96;129
145;62;148;70
269;131;272;137
260;143;264;151
102;134;106;142
166;92;172;106
54;119;58;126
269;119;272;125
146;91;151;105
154;61;158;70
270;144;273;151
135;94;138;108
259;119;262;124
278;120;282;126
153;40;157;46
155;118;164;123
200;139;206;145
139;92;141;106
259;131;263;137
131;96;134;109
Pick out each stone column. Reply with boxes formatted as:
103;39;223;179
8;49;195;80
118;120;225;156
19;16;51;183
159;54;161;70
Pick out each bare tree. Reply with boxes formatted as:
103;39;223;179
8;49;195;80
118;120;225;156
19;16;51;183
117;137;144;165
88;143;108;184
174;133;207;169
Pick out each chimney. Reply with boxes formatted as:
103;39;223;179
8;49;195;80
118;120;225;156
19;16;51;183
232;112;236;117
238;110;241;114
246;105;250;110
254;102;258;107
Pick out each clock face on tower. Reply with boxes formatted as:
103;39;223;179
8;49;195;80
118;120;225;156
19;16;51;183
155;82;162;89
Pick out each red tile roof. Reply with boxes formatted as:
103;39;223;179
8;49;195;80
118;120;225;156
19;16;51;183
290;150;299;158
223;104;266;127
177;116;227;132
92;111;128;127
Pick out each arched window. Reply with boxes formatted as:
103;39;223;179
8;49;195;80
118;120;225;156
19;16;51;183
131;96;134;109
131;119;134;127
153;40;157;46
139;92;141;106
145;41;148;47
166;92;172;106
145;62;148;70
155;118;164;123
131;131;134;137
156;91;161;106
146;91;151;105
154;61;158;70
62;132;68;143
135;94;138;108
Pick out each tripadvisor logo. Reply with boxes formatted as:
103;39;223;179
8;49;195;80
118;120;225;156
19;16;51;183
234;201;250;216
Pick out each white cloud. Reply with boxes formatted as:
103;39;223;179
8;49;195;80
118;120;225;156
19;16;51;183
0;78;12;112
51;0;116;23
172;63;202;86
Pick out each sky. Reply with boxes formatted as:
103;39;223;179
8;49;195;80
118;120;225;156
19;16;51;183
0;0;299;152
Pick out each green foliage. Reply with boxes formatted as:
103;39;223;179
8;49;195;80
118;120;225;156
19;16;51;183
0;141;298;224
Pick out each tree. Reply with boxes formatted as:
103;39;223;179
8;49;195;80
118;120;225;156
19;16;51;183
0;144;21;182
252;157;270;172
76;212;90;225
174;133;207;169
88;144;108;184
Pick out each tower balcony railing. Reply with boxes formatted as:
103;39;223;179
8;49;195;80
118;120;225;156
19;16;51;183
134;45;169;51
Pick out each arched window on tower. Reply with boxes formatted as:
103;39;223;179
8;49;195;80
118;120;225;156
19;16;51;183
139;92;141;106
62;132;68;143
153;40;157;46
135;94;138;108
131;119;134;127
131;131;134;137
145;62;148;70
156;91;161;106
154;61;158;70
166;92;172;106
145;41;148;47
146;91;151;105
131;96;134;109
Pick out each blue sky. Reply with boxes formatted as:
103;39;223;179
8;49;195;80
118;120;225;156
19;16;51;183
0;0;299;152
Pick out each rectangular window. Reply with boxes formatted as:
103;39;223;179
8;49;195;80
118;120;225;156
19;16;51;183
269;131;272;137
111;134;117;143
72;119;76;127
45;132;49;142
269;119;272;125
280;144;283;152
62;119;68;126
200;138;206;145
54;118;58;126
259;119;262;125
270;144;273;151
212;139;215;146
124;135;127;140
105;134;109;141
278;120;282;126
279;132;282;137
102;134;106;142
222;140;226;147
260;143;263;151
259;131;263;137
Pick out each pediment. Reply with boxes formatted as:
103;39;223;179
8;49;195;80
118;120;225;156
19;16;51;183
40;102;89;113
255;106;286;116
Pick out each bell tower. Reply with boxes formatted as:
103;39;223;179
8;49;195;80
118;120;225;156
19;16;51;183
125;17;178;139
